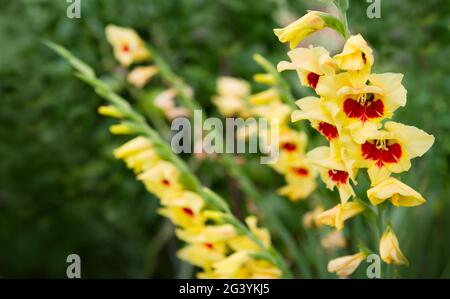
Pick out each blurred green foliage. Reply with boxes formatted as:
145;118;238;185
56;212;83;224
0;0;449;278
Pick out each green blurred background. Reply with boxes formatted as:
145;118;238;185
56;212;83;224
0;0;449;278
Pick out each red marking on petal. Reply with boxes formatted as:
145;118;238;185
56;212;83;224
362;52;367;64
365;99;384;119
343;97;384;122
292;167;309;176
327;169;349;185
122;44;130;52
161;179;171;186
361;141;402;168
381;143;402;164
317;122;339;141
307;72;320;89
343;98;365;120
204;243;214;250
182;207;194;217
281;142;297;152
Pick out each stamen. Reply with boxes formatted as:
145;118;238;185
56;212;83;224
375;139;387;150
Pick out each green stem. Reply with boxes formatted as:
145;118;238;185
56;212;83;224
127;87;171;138
376;204;388;278
253;53;297;110
332;0;351;38
145;44;201;112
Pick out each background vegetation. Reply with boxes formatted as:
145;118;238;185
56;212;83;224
0;0;449;278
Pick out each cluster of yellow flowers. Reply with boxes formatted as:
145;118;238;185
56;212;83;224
106;25;155;83
106;25;190;121
109;136;280;278
100;25;283;278
274;11;434;277
213;74;317;201
54;12;434;278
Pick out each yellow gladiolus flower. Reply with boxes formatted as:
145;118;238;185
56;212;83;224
213;77;251;117
379;226;409;266
197;252;250;278
292;97;339;141
228;216;272;252
252;102;291;126
176;224;237;244
321;230;347;251
278;128;307;154
278;181;315;202
246;260;283;279
277;157;317;201
122;148;160;174
274;11;325;49
249;88;281;106
278;46;337;89
158;191;205;228
113;136;152;159
356;121;434;185
272;128;308;173
316;71;407;144
113;136;160;173
154;89;191;120
307;146;356;203
334;34;374;71
137;160;184;199
367;177;426;207
317;201;364;230
302;205;324;229
177;242;227;271
217;76;251;98
105;25;150;67
198;251;281;279
127;65;158;88
327;252;367;278
213;96;249;117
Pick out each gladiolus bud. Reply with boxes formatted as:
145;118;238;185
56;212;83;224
274;11;325;49
379;226;409;266
327;252;366;278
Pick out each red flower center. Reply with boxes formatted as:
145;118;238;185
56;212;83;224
317;122;339;141
327;169;349;185
343;94;384;122
292;167;309;176
281;142;297;152
182;207;194;217
307;72;320;89
204;243;214;250
361;140;402;168
161;179;171;186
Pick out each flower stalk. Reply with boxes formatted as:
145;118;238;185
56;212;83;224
45;41;292;278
